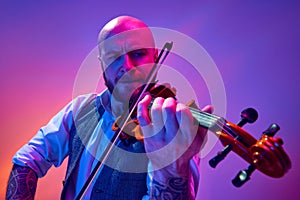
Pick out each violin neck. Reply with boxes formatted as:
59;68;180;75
188;107;226;132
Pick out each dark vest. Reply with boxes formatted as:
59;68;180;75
61;95;148;200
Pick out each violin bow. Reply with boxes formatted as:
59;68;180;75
75;42;173;200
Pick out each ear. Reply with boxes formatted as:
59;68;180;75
98;55;106;73
98;55;108;87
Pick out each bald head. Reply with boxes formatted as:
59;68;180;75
98;16;149;43
97;16;156;58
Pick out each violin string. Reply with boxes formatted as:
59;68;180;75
188;106;220;123
188;106;233;137
188;106;219;120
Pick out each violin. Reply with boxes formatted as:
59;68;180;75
113;84;291;187
76;42;291;199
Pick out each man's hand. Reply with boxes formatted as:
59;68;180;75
138;94;211;172
138;94;212;199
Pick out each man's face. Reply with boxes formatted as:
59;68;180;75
99;29;157;103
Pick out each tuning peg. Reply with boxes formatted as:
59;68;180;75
263;123;280;137
232;163;256;187
209;144;233;168
237;108;258;127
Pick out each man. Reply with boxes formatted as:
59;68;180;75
6;16;212;199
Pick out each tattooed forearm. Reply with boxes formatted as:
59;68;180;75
150;177;190;200
6;164;38;200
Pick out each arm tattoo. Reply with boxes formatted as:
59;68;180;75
6;164;38;200
151;177;190;200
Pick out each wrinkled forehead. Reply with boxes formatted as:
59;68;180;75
98;28;156;56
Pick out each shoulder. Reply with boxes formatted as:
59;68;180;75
71;91;109;119
73;93;98;105
73;90;109;106
71;93;98;110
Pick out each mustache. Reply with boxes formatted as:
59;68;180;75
115;74;145;84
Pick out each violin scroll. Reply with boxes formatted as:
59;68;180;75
210;109;291;187
232;124;291;187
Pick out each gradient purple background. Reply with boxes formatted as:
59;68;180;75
1;1;299;199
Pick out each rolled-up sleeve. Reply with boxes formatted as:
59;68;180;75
12;94;96;178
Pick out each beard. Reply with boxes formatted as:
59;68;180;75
103;73;156;109
103;73;141;105
103;73;115;94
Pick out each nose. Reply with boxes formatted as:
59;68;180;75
119;53;135;73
